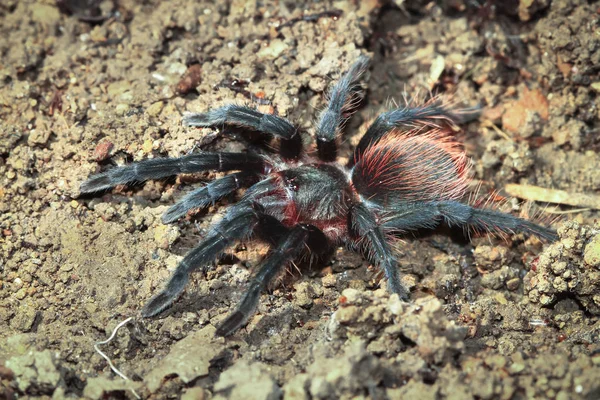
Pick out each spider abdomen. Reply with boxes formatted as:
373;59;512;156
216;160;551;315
351;130;469;205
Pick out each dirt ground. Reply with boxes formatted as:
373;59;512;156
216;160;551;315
2;0;600;399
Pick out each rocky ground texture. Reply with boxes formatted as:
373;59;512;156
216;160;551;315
1;0;600;399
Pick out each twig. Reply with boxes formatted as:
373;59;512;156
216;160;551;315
93;317;141;399
482;119;513;142
505;184;600;210
542;207;591;215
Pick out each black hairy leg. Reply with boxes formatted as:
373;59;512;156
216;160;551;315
183;104;303;159
381;200;557;241
81;55;557;337
349;203;409;300
80;152;264;193
161;171;259;224
142;200;271;318
316;55;369;161
350;100;481;166
217;223;325;336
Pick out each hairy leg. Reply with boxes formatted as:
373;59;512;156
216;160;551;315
183;104;302;159
381;200;557;241
316;55;370;161
349;202;410;300
216;224;321;336
80;152;264;193
161;171;260;223
141;187;280;317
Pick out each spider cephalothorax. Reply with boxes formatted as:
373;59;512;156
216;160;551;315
80;55;556;336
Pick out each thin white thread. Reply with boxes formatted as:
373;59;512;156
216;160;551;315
93;317;141;399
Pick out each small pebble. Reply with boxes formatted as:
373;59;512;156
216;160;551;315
115;103;129;116
142;139;153;154
176;64;202;95
93;141;114;161
584;236;600;267
387;294;405;316
506;278;520;291
147;101;164;117
341;288;361;305
321;273;336;288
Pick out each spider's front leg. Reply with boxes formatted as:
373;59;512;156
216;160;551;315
183;104;302;159
349;202;410;301
161;171;259;223
217;223;326;336
79;151;264;193
142;201;262;317
316;55;370;162
141;183;277;318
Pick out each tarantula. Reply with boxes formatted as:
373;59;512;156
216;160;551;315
80;55;556;336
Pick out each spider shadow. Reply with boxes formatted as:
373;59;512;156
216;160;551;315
398;225;475;256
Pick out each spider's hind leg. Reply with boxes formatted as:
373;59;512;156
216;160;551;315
381;201;557;242
351;100;480;166
438;201;557;241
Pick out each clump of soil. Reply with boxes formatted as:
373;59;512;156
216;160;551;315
526;221;600;314
2;0;600;399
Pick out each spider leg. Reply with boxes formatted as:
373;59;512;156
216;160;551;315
161;171;259;224
350;103;479;166
316;55;370;162
142;200;274;318
381;201;557;241
216;223;320;336
349;202;410;301
80;152;264;193
183;104;302;159
378;202;443;232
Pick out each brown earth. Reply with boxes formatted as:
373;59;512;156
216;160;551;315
1;0;600;399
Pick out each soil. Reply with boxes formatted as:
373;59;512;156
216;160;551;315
2;0;600;399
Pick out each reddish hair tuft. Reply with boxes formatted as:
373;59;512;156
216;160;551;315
351;128;469;204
